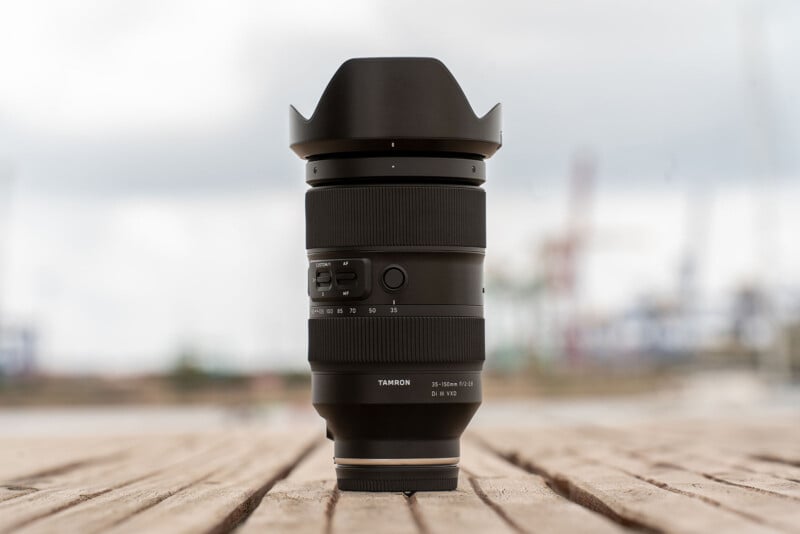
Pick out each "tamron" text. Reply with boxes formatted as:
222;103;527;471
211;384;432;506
377;379;411;386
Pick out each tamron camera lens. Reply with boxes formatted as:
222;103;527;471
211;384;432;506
290;57;502;492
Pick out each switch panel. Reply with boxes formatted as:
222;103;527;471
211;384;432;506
309;258;371;301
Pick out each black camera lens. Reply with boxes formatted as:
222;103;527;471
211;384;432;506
290;57;502;492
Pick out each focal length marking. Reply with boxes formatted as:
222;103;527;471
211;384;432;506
310;303;483;318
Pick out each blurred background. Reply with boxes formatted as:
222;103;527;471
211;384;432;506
1;0;799;419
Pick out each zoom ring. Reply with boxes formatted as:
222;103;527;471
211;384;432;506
309;316;485;364
306;185;486;249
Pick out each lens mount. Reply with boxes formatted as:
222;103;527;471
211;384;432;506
335;464;459;492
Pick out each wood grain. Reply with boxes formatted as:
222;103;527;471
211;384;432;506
237;440;335;534
2;417;799;534
0;434;230;533
459;440;624;533
472;428;791;534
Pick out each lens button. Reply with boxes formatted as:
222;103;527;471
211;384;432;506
382;266;406;291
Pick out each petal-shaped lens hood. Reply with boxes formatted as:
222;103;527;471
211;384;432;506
290;57;502;159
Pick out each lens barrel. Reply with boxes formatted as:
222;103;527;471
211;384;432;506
291;58;501;492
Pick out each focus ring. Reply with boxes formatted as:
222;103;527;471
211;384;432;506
309;317;484;364
306;185;485;249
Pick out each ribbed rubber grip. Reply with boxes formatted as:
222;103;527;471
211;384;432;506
309;317;484;364
306;185;485;249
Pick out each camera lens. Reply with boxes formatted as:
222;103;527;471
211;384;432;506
290;57;502;492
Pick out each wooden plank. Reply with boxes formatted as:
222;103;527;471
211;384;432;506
541;421;800;490
412;472;515;534
331;491;415;534
473;429;783;534
624;420;800;465
311;449;420;534
0;433;230;532
555;424;800;504
625;445;800;501
674;432;800;482
539;423;800;531
97;430;317;534
0;436;139;481
237;439;336;534
0;486;37;505
552;423;800;499
458;440;625;534
245;440;522;534
246;439;523;534
577;447;800;533
2;417;797;533
720;454;800;484
563;422;800;498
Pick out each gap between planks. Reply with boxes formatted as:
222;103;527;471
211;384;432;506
205;435;321;534
472;427;800;534
241;438;629;534
0;431;321;534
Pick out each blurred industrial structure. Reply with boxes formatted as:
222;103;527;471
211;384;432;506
483;6;800;382
485;163;800;380
0;323;37;377
0;165;37;377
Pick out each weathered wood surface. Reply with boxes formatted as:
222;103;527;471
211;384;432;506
1;418;799;533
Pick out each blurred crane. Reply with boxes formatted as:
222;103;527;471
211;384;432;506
537;151;596;366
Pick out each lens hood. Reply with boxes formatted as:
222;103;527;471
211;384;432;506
290;57;502;159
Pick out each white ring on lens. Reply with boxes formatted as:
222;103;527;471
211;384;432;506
335;457;459;466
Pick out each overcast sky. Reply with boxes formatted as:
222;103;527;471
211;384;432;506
0;0;798;372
